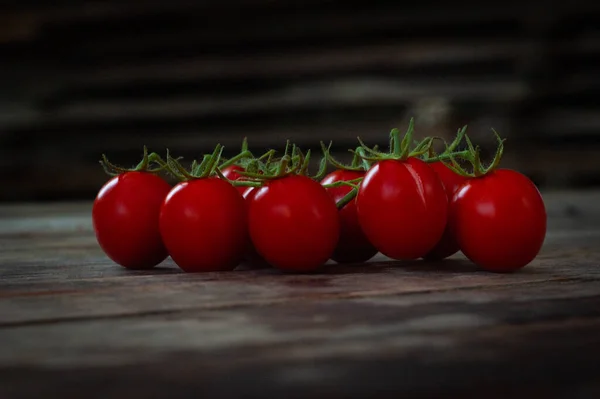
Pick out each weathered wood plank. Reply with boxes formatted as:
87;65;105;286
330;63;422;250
0;192;599;325
0;256;598;326
0;192;599;397
1;282;600;367
1;282;600;398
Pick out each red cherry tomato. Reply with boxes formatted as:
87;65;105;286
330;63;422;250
242;186;256;198
160;178;247;272
423;161;467;260
356;157;447;260
450;169;546;272
321;169;378;263
248;175;340;272
92;172;171;269
241;187;270;268
221;165;248;194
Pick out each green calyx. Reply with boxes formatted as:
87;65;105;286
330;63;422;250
220;137;280;179
233;140;328;182
100;146;167;176
161;141;258;186
165;144;226;181
440;129;506;178
320;141;376;172
422;125;470;164
324;117;430;210
218;137;255;169
353;117;433;163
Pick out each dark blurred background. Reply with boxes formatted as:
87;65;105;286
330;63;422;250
1;0;600;202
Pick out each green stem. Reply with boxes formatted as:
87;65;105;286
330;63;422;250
314;154;328;180
409;137;434;158
484;129;506;174
355;147;372;170
448;126;468;152
200;144;224;178
438;130;506;178
146;152;171;173
335;187;358;210
257;149;276;162
320;141;364;172
322;177;363;189
134;146;150;170
100;146;168;176
220;150;253;169
424;149;470;163
357;137;386;157
349;150;382;163
195;154;211;176
391;128;402;155
215;168;262;187
351;146;361;168
300;149;311;175
276;155;290;176
167;149;196;180
399;118;415;160
472;147;484;177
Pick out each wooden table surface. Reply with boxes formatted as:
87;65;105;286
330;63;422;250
1;190;600;398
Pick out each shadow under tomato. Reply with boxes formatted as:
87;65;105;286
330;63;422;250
127;266;182;275
114;258;182;275
319;257;481;274
235;262;271;271
318;262;391;275
400;258;482;273
256;258;481;276
396;258;542;275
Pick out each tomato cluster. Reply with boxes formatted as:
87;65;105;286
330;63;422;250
92;121;547;274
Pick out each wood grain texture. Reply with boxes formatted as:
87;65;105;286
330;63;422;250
0;190;600;398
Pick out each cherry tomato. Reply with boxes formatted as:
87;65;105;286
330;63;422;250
242;186;256;199
450;169;546;272
221;165;248;194
241;187;270;268
92;172;171;269
321;170;378;263
423;161;467;260
160;178;247;272
248;175;339;272
356;157;447;260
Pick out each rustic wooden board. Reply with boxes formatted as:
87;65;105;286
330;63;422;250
1;190;600;398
